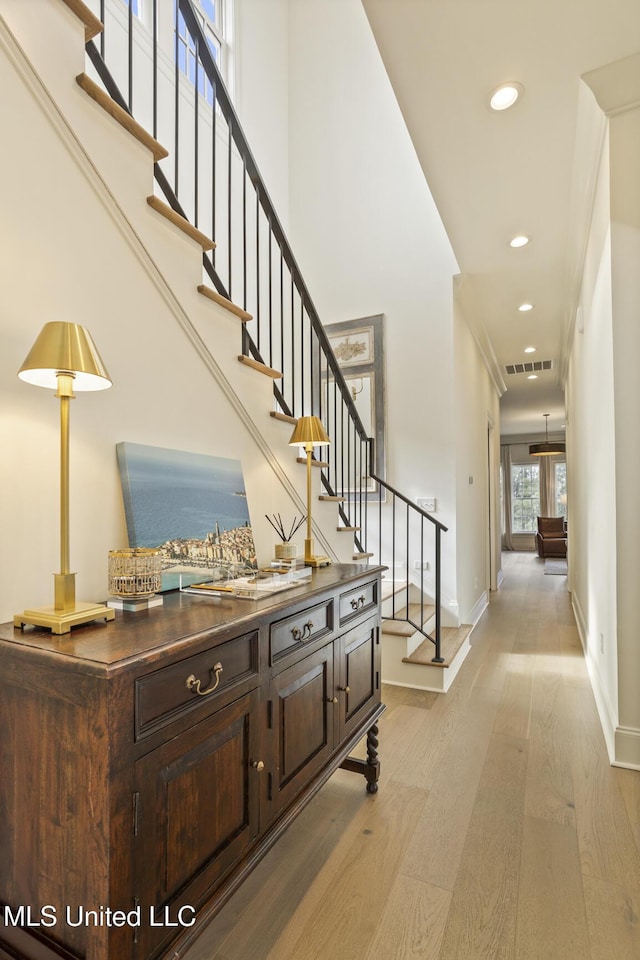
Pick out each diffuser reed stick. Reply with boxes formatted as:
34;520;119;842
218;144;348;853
265;514;306;543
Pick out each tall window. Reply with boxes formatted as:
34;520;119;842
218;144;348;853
176;0;227;103
511;463;540;533
120;0;142;17
554;461;567;516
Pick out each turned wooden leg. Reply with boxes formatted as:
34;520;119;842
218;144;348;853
364;722;380;794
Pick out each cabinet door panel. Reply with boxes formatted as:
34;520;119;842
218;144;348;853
270;646;334;816
135;691;260;957
338;618;380;742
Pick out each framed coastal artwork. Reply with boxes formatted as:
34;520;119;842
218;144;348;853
324;314;386;499
116;442;257;590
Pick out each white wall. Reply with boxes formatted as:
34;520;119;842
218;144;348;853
566;122;620;762
454;295;501;622
281;0;462;606
609;102;640;765
234;0;291;228
567;63;640;768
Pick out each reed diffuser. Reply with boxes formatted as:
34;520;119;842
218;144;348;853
265;514;305;560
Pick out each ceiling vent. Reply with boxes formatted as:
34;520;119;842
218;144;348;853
504;359;554;375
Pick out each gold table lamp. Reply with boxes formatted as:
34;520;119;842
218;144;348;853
289;415;332;568
14;321;116;634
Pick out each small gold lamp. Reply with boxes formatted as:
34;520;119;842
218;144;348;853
289;415;332;568
14;321;116;634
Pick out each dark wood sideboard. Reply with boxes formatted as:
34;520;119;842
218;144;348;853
0;564;384;960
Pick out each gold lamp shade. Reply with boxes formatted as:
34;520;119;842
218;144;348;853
18;321;112;391
288;416;332;568
14;321;114;634
289;415;331;449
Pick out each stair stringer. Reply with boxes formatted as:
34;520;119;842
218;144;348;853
0;3;357;570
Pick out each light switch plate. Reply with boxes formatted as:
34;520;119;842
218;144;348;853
417;497;436;512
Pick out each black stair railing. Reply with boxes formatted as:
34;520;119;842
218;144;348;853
84;0;447;660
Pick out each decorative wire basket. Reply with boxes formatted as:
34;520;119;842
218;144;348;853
108;548;162;598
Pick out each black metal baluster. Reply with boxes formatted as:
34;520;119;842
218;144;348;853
378;483;382;579
420;515;425;628
152;0;158;139
268;227;273;369
174;1;180;198
341;400;346;499
255;192;260;349
433;526;444;662
194;29;199;226
211;74;216;266
227;124;232;298
242;159;247;310
127;0;133;112
405;501;410;616
391;494;397;617
280;250;284;382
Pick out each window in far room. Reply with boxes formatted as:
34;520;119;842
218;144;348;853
511;462;540;534
554;461;567;517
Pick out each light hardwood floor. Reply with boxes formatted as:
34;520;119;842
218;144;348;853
184;552;640;960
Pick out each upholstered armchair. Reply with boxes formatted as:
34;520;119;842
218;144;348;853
536;516;567;558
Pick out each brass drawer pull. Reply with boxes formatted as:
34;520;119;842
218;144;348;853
251;760;265;772
186;662;223;697
338;685;350;694
350;595;366;610
327;696;339;704
291;620;314;642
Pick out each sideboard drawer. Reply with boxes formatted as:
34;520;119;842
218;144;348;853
135;630;259;739
270;598;334;664
338;579;378;626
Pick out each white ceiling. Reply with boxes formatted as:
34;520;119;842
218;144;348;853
361;0;640;437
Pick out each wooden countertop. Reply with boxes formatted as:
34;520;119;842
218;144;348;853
0;564;383;670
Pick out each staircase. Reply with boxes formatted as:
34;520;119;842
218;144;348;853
51;0;472;684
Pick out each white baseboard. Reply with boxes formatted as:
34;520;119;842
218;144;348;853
613;726;640;770
469;590;489;627
570;590;639;767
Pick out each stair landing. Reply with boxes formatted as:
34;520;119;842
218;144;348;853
382;622;473;694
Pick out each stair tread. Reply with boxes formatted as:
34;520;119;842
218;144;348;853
337;526;360;532
270;411;298;425
238;355;283;379
296;457;329;468
353;552;374;560
319;495;345;502
382;602;436;636
147;197;215;250
198;284;251;320
76;74;168;162
402;624;473;668
61;0;103;40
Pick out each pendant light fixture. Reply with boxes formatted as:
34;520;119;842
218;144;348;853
529;413;566;457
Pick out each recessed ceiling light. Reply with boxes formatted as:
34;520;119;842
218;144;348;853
527;374;538;380
518;303;534;312
489;82;523;111
510;235;530;248
524;346;536;354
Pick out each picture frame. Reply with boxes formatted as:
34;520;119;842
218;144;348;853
324;314;386;499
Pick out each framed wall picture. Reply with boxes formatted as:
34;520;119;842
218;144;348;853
116;442;258;590
324;314;386;498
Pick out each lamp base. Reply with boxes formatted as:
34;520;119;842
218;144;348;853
14;600;115;635
304;557;331;567
303;537;332;569
305;556;332;568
